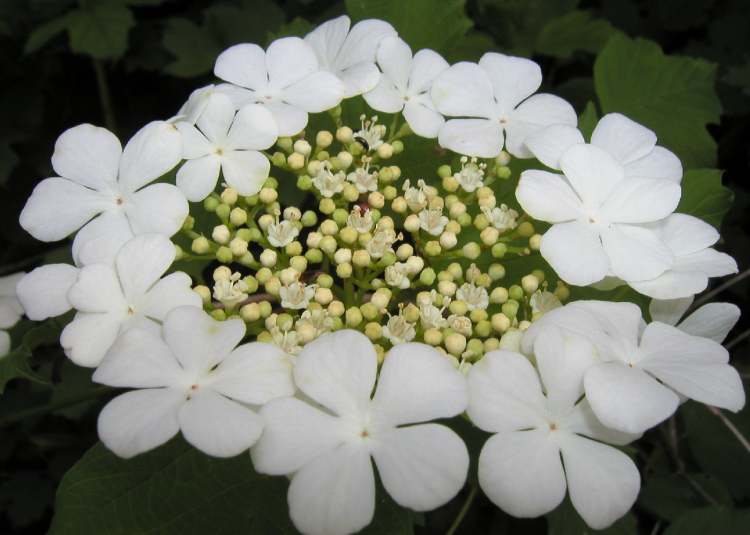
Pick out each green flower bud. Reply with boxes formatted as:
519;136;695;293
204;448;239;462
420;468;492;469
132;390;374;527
210;309;227;321
391;140;404;154
216;246;233;263
491;243;507;258
346;307;363;327
182;215;195;231
419;267;436;286
305;248;323;264
462;242;481;260
191;236;210;254
509;285;524;301
501;300;519;319
203;196;219;212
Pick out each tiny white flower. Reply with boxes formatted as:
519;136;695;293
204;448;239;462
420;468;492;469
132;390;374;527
483;203;518;233
270;326;303;355
456;283;489;310
366;224;399;259
431;53;576;157
384;262;411;289
418;207;448;236
347;206;374;233
312;163;346;198
347;162;379;193
354;115;386;152
530;290;562;317
419;302;448;329
364;36;448;138
214;37;345;136
175;93;277;201
20;122;186;267
267;216;300;247
296;308;334;337
213;272;248;310
61;234;202;367
453;156;486;192
0;273;25;357
252;331;469;535
383;313;416;345
304;15;396;97
279;281;316;310
402;179;429;211
448;315;472;336
94;306;294;458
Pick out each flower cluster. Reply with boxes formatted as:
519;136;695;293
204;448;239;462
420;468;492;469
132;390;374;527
4;13;744;535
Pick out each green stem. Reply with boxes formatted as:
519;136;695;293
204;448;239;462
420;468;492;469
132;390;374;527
93;59;117;133
446;484;478;535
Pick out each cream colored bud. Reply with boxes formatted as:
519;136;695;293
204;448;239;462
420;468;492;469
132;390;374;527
336;262;353;278
212;224;231;244
193;285;211;304
264;277;281;296
258;214;274;230
370;289;391;310
297;322;316;343
491;313;511;333
319;219;339;236
377;143;393;159
337;151;353;169
424;328;443;346
221;187;238;205
352;249;371;267
229;237;248;256
521;274;539;294
368;191;385;209
445;333;467;356
306;231;323;248
529;234;542;251
480;227;500;246
438;280;457;296
240;302;261;322
260;249;277;267
336;126;353;144
293;139;311;156
287;152;305;169
439;231;457;249
259;187;278;204
490;287;509;304
404;214;420;232
307;160;322;175
334;248;352;264
316;130;333;148
191;236;210;254
315;287;333;305
213;265;232;281
449;202;466;219
279;268;298;286
405;256;424;274
283;207;302;221
229;207;247;226
391;196;408;213
319;236;337;254
396;243;414;260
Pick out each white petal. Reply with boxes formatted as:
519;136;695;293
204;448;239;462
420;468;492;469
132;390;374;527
364;78;404;113
558;432;640;530
195;92;234;144
559;144;624;209
625;146;683;183
115;234;175;301
338;61;382;97
403;101;445;138
0;299;21;330
125;183;188;236
16;264;78;320
600;178;681;224
654;213;718;256
227;104;278;150
438;119;503;158
51;124;121;190
174;122;211;159
630;269;709;300
19;177;108;242
293;329;377;417
337;18;396;70
479;53;541;109
214;83;254;108
267;37;319;90
179;389;264;457
60;311;123;367
211;342;294;405
584;362;679;434
252;397;347;475
377;36;412;91
118;121;182;193
140;272;201;321
677;248;738;277
508;94;577;158
516;170;583;223
601;224;673;282
431;62;496;118
466;350;548;432
93;327;183;388
679;302;740;343
566;400;641;446
540;221;609;286
478;430;567;518
98;388;183;458
67;264;124;313
163;306;245;373
304;15;350;68
72;211;133;267
287;442;375;535
408;49;449;94
214;43;268;90
524;124;584;170
176;155;221;202
221;150;270;196
372;343;467;426
0;331;9;357
282;71;345;112
263;101;308;137
591;113;657;164
174;84;216;125
372;424;469;511
649;297;693;326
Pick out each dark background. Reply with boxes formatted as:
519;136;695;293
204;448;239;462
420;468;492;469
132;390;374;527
0;0;748;533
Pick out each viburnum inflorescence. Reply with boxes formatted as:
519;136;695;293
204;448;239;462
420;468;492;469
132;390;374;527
5;13;744;535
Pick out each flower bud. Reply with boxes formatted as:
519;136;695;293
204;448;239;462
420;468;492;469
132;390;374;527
346;307;363;327
462;242;481;260
336;126;354;144
377;143;393;159
529;234;542;251
439;232;457;249
319;236;337;254
364;322;382;341
191;236;210;254
229;237;248;257
287;152;305;169
336;262;353;278
212;224;230;244
522;274;540;294
260;249;277;267
445;333;467;356
193;285;211;304
480;227;499;246
370;289;391;309
216;246;233;263
490;287;509;304
334;248;352;264
240;303;261;322
509;285;524;301
319;198;336;214
419;268;436;286
404;214;420;232
319;219;338;236
221;188;238;205
352;249;371;267
336;151;353;169
316;130;333;148
391;196;408;213
259;187;278;204
293;139;311;156
368;191;385;209
517;221;535;237
424;328;443;346
315;287;333;305
438;280;457;297
491;313;511;333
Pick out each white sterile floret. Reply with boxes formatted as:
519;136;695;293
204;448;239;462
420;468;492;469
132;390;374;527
93;306;294;458
279;281;316;310
19;122;186;266
456;283;489;310
526;113;683;183
364;36;448;138
418;207;448;236
516;144;681;286
304;15;396;97
252;330;469;535
467;329;640;529
60;234;201;367
649;296;740;344
0;273;25;357
175;93;277;200
522;300;746;434
431;53;576;158
214;37;345;137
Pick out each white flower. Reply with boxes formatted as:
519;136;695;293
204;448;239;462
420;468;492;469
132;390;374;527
93;306;294;458
214;37;345;136
312;164;346;198
354;115;386;152
483;203;518;232
171;84;216;124
522;301;746;434
252;330;469;535
213;272;248;310
304;15;396;97
175;93;277;200
382;313;416;345
402;179;428;211
347;163;379;193
418;207;448;236
296;308;334;336
431;53;576;157
649;296;740;344
16;264;79;322
267;217;300;247
61;234;201;367
526;113;682;183
530;290;562;317
467;332;640;529
420;302;448;329
364;37;448;138
448;315;472;336
456;283;489;310
19;122;186;266
270;327;303;355
0;273;25;357
366;225;399;259
279;281;316;310
347;206;374;233
453;156;486;192
516;144;681;286
384;262;411;289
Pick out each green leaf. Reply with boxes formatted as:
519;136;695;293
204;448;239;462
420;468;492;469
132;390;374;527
638;473;733;522
66;3;135;59
594;34;722;169
162;18;221;77
0;140;19;185
267;17;313;41
677;169;734;228
536;10;620;58
663;507;750;535
346;0;473;54
24;15;70;54
0;345;45;394
578;100;599;140
546;497;637;534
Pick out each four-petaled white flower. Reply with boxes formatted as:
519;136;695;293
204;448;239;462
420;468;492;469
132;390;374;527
61;234;201;367
468;328;640;529
214;37;345;136
0;273;25;357
516;144;681;286
649;296;740;345
94;306;294;458
176;93;277;201
304;15;396;97
252;330;469;535
20;122;186;267
431;53;576;157
364;36;449;138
